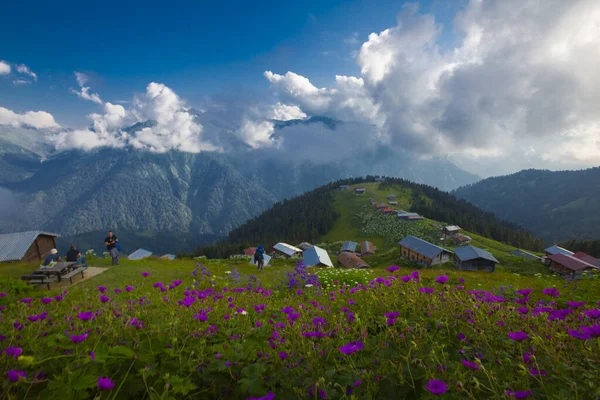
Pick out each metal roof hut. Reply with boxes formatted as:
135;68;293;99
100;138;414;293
272;243;302;258
337;252;370;269
453;245;499;272
303;246;333;268
544;245;573;257
354;187;366;194
389;201;398;206
573;252;600;268
340;241;358;253
397;212;424;221
510;249;542;261
398;236;452;266
443;225;461;236
548;253;598;279
387;194;396;201
128;249;153;260
0;231;60;263
243;247;257;256
296;242;314;251
160;254;176;261
360;241;376;256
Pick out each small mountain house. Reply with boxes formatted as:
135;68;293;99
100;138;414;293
341;241;358;253
128;249;153;260
360;241;376;256
337;252;370;269
397;212;424;221
296;242;314;251
339;185;350;191
354;187;366;195
272;243;302;258
453;245;499;272
0;231;60;263
302;246;333;268
398;236;452;266
443;225;461;236
548;253;598;279
544;245;573;257
387;194;396;201
160;254;176;261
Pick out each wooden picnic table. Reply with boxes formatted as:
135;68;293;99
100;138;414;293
37;262;77;282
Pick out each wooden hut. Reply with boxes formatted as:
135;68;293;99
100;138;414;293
337;252;370;269
453;245;498;272
398;236;452;266
0;231;60;263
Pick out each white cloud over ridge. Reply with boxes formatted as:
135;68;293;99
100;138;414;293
262;0;600;173
0;106;60;129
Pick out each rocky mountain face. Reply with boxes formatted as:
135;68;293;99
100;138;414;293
0;117;480;252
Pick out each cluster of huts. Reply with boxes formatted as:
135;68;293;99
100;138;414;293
509;245;600;279
244;240;376;269
369;194;426;221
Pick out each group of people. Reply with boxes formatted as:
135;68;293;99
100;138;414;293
42;246;88;268
40;230;121;268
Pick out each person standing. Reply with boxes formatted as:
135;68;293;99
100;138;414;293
104;231;119;265
66;244;88;268
254;245;265;272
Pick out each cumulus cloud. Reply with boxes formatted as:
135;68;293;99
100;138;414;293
70;72;103;104
0;106;60;129
239;119;277;149
51;82;219;153
0;61;10;75
16;64;37;81
267;103;307;121
263;0;600;174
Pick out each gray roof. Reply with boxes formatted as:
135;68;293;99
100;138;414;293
303;246;333;267
510;249;541;260
398;236;452;258
454;245;499;263
160;254;176;260
128;248;153;260
341;241;358;252
0;231;60;262
273;242;302;257
544;245;573;256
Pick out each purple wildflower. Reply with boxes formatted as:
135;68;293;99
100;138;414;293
400;276;411;282
457;333;466;341
508;331;529;341
40;297;53;304
77;312;94;321
583;309;600;319
5;347;22;359
246;392;275;400
458;277;465;283
386;265;400;273
424;379;447;395
7;370;26;382
141;272;150;277
461;359;479;370
99;295;110;303
506;390;532;398
70;333;88;343
338;341;364;355
278;352;288;360
20;298;32;304
529;368;547;376
97;286;107;293
566;301;585;308
435;275;449;284
98;376;115;390
419;287;434;294
125;286;134;292
542;288;560;297
516;288;532;296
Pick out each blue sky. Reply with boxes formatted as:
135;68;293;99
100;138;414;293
0;0;464;125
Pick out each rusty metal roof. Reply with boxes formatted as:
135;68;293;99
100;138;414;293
0;231;60;262
337;252;370;269
550;253;597;271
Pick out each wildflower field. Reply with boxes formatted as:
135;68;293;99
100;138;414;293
1;259;600;399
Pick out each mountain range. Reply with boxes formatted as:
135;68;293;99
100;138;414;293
454;168;600;243
0;116;479;253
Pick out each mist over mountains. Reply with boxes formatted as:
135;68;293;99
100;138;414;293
0;114;478;251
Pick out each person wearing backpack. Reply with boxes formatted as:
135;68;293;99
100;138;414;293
254;245;265;272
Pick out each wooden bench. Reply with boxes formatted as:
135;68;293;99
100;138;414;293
20;274;58;290
61;266;86;284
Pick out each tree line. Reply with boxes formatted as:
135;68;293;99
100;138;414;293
193;176;545;258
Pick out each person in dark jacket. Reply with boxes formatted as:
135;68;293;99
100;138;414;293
104;231;119;265
66;245;88;268
254;245;265;272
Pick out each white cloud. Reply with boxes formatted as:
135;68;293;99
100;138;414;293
13;79;31;86
239;119;277;149
0;61;10;75
0;106;60;129
264;0;600;174
267;103;307;121
16;64;37;81
70;72;103;104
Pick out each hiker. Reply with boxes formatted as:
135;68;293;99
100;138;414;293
104;231;120;265
254;245;265;272
66;244;88;268
42;249;61;267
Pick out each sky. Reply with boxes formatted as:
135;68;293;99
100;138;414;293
1;0;599;177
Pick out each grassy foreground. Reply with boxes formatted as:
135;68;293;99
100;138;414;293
1;257;599;399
